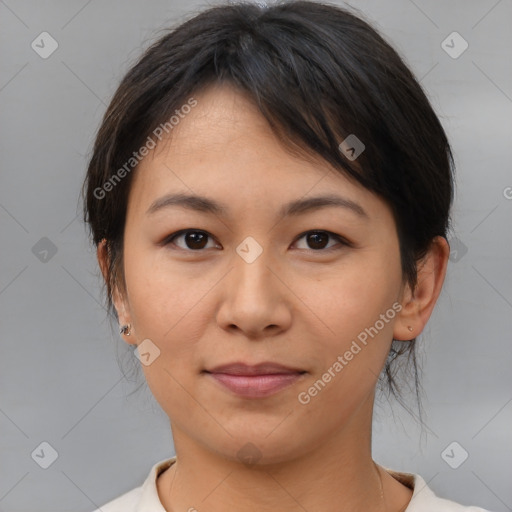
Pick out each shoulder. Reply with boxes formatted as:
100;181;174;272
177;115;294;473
386;469;493;512
89;457;175;512
90;486;142;512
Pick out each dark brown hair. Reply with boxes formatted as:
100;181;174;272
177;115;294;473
81;0;454;411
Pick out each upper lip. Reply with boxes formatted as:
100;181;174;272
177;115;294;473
205;362;305;375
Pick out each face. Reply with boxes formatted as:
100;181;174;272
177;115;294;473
111;83;410;464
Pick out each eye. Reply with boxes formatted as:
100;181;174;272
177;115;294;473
162;229;351;252
164;229;219;251
293;230;350;252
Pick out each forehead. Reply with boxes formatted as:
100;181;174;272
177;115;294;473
126;83;386;222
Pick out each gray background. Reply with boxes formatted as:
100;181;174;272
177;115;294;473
1;0;511;511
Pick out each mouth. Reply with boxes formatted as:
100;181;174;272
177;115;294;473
203;361;307;399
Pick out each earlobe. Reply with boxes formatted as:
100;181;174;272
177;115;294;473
111;285;136;345
97;239;136;345
393;281;418;341
393;236;450;341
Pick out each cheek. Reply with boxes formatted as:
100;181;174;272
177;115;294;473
124;247;209;336
305;256;400;336
122;250;217;409
124;255;211;421
297;253;402;386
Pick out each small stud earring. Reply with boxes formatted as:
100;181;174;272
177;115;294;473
120;324;131;336
408;326;413;332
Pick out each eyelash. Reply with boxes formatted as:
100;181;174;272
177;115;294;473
162;229;352;253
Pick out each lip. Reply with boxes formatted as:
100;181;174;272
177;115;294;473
203;361;306;399
205;361;305;375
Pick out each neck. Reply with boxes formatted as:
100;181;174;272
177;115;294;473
156;394;412;512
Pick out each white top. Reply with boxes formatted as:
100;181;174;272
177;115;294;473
92;457;492;512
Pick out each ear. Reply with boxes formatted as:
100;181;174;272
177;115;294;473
97;239;136;345
393;236;450;341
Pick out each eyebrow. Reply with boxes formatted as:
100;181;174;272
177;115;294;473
146;192;369;219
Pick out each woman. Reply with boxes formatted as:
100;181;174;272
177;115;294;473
83;1;491;510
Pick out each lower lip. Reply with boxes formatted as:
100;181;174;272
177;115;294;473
206;372;305;398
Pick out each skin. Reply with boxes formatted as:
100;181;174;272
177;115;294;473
97;82;449;512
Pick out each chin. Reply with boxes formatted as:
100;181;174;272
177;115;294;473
193;425;312;467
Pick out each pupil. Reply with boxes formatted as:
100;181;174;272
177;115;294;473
186;231;207;249
308;232;327;249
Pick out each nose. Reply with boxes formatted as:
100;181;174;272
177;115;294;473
215;245;292;339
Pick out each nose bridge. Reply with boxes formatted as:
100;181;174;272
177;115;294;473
231;235;276;297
